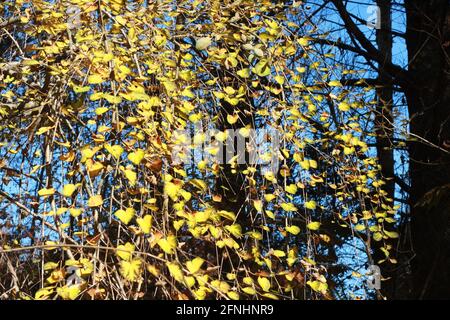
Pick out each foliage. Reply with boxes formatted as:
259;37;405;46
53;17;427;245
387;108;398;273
0;0;398;300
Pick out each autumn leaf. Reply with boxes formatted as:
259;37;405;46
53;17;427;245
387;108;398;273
128;149;145;165
38;188;55;197
87;194;103;207
157;235;177;254
136;214;152;234
195;37;211;50
186;257;204;274
166;262;184;283
307;221;321;231
304;200;317;210
88;74;104;85
36;126;53;135
115;207;135;225
56;285;81;300
105;144;124;159
286;225;301;235
253;200;263;212
120;259;142;282
62;184;78;197
116;242;135;261
257;276;271;292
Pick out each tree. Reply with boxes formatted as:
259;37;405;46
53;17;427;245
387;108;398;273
0;0;399;300
316;0;450;299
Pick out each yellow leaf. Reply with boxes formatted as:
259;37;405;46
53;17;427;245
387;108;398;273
115;207;135;225
184;276;196;288
253;200;263;212
123;168;137;186
136;214;152;234
218;210;236;221
69;208;83;217
297;37;310;46
257;276;271;292
227;114;239;125
128;149;145;165
167;262;184;282
286;225;300;235
307;221;321;231
193;287;207;300
225;224;242;238
328;80;342;87
262;293;279;300
215;131;228;142
237;68;250;78
164;181;182;201
157;235;177;254
195;37;211;50
23;59;40;66
120;259;142;282
43;262;58;270
211;280;230;293
38;188;55;197
186;257;204;274
272;250;286;258
281;202;297;212
373;232;383;241
309;159;318;169
304;200;317;210
36;126;53;135
34;287;54;300
285;184;297;195
95;107;109;115
128;27;137;43
243;277;254;285
227;291;240;300
56;285;80;300
242;287;256;295
88;74;104;85
105;144;123;159
338;102;350;112
87;194;103;207
90;92;104;101
116;242;135;260
73;85;90;93
62;184;78;197
190;179;207;192
87;161;104;178
264;171;276;182
44;241;58;250
307;280;328;293
239;126;251;138
274;75;285;85
253;60;271;77
265;210;276;220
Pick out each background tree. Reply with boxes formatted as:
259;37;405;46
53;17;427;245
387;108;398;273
0;0;424;300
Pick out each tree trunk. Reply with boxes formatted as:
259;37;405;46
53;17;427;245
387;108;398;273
404;0;450;299
374;0;397;299
375;0;395;201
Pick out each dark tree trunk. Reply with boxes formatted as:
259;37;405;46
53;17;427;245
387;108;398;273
374;0;397;299
404;0;450;299
375;0;395;201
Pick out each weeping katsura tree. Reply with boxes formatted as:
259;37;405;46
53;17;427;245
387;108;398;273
0;0;397;300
